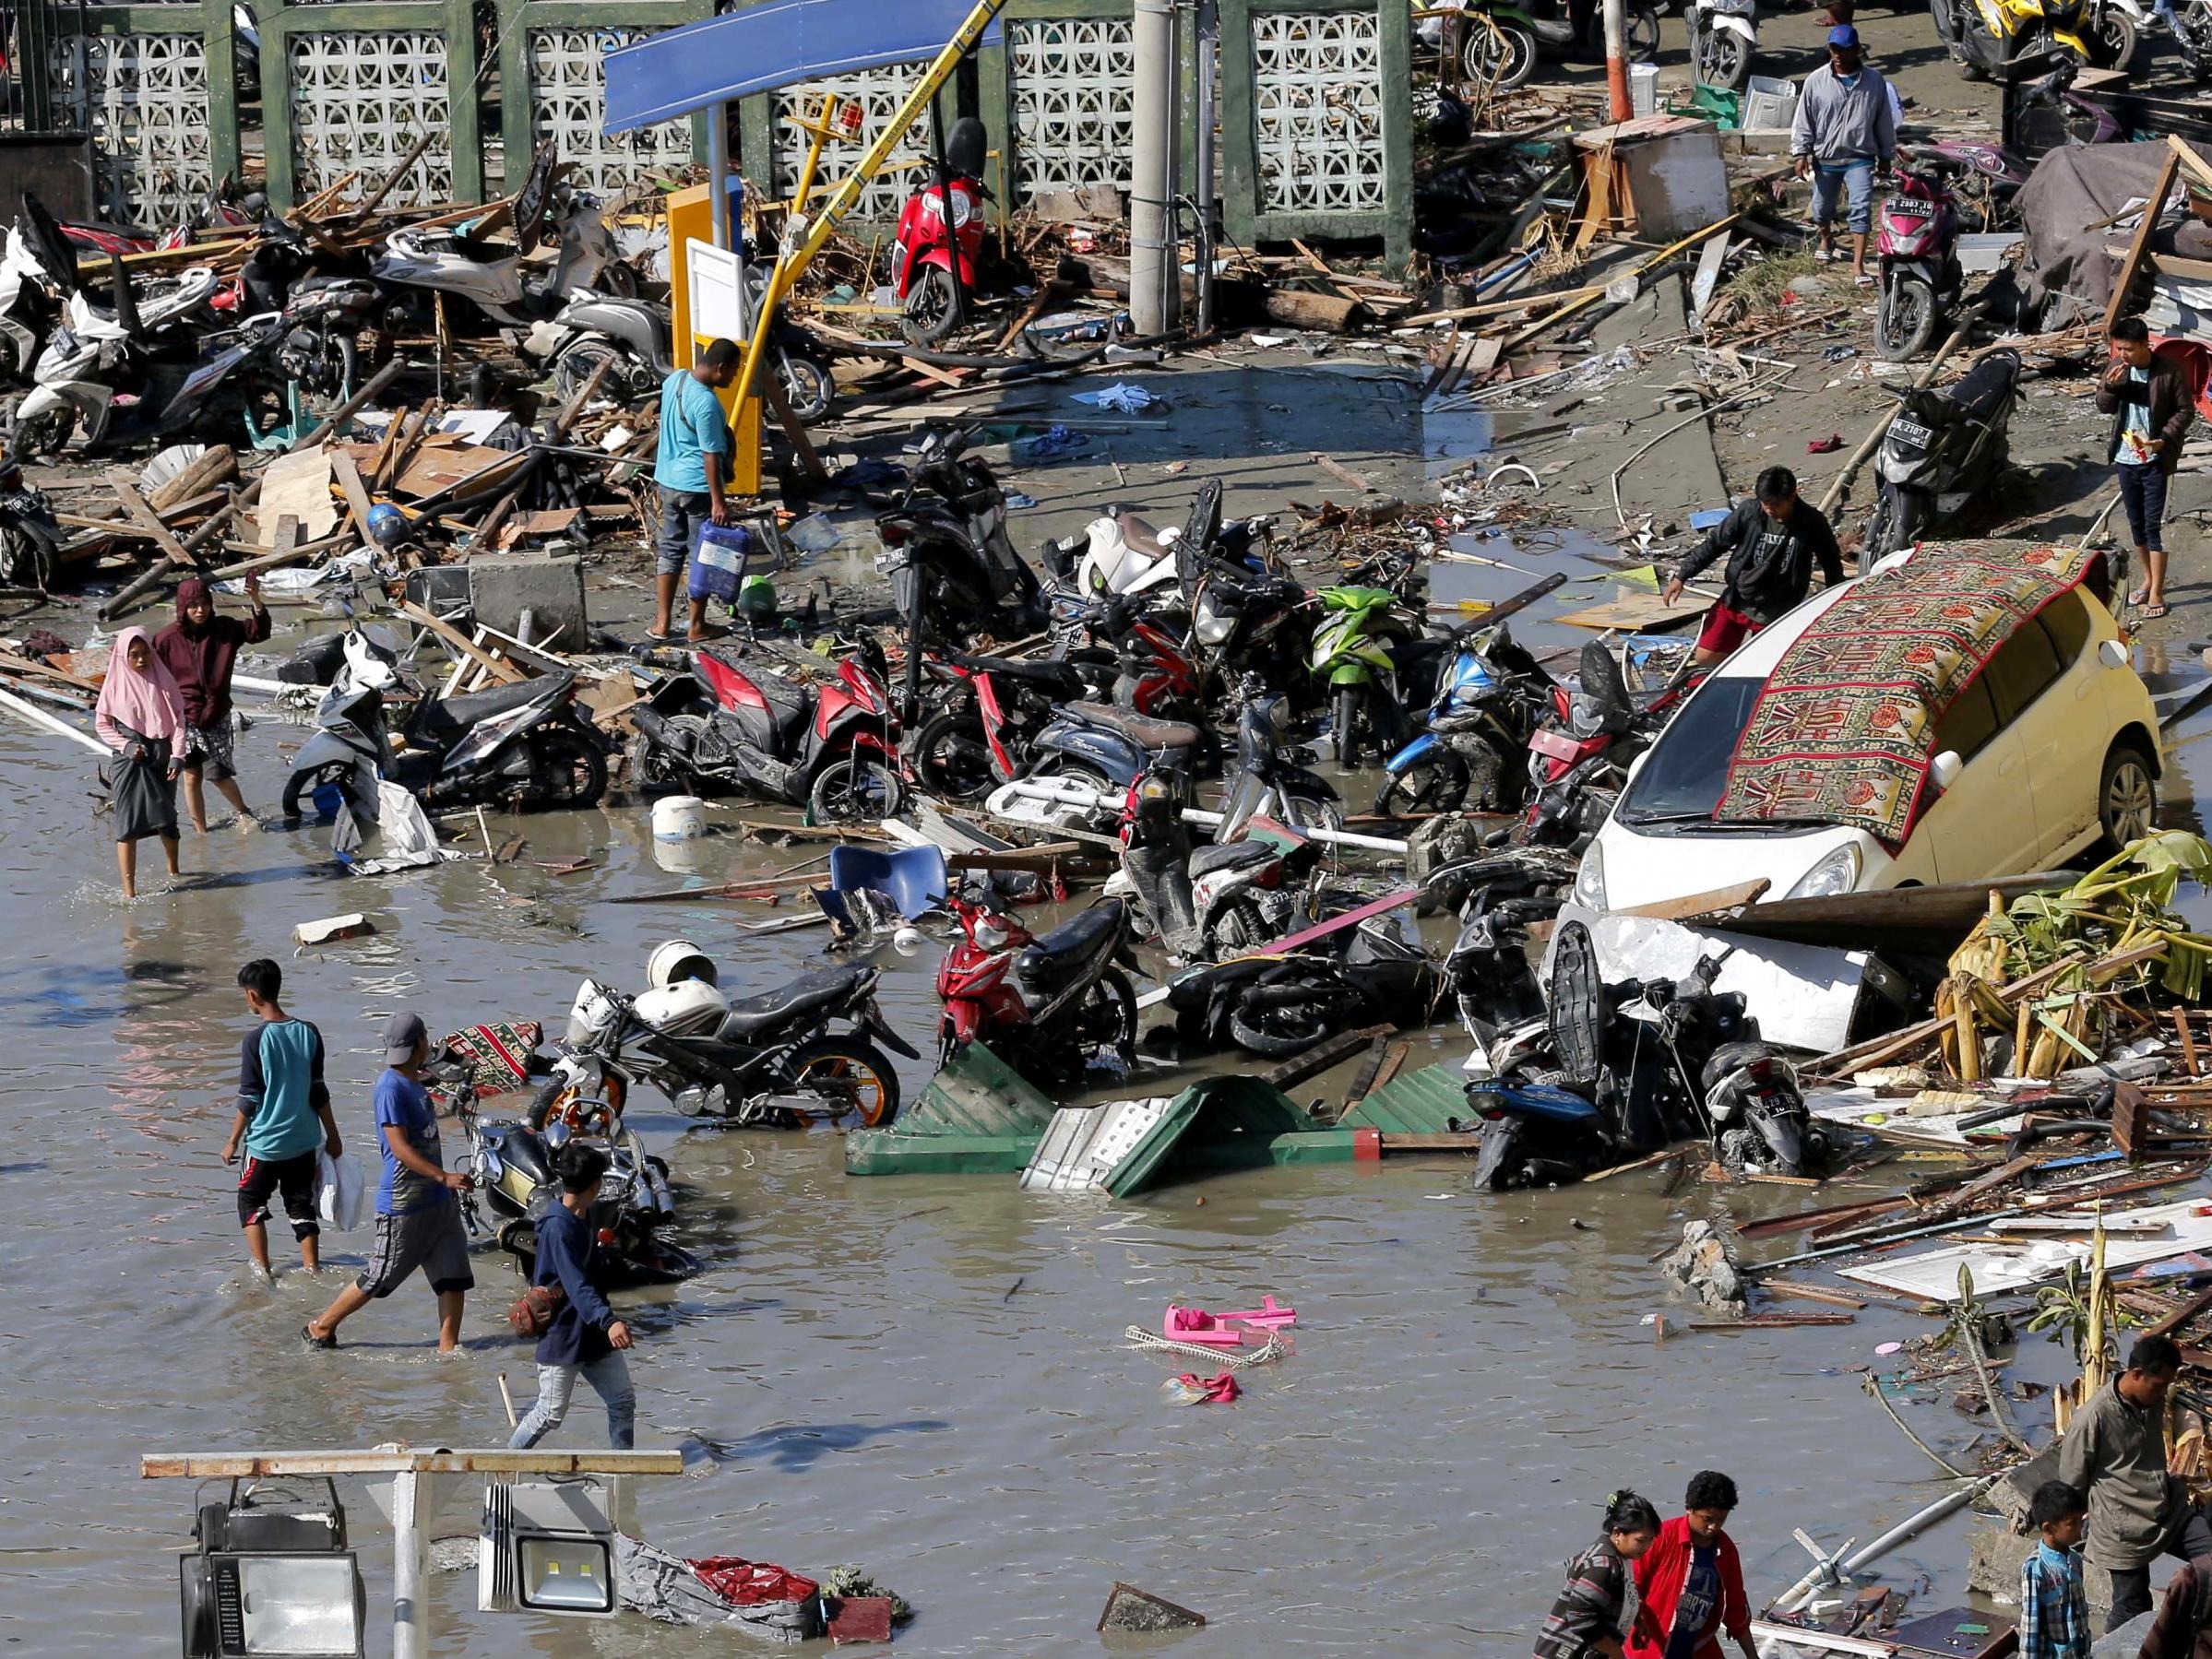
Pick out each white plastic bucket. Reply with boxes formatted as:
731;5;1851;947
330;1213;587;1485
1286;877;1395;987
652;795;707;841
1629;62;1660;118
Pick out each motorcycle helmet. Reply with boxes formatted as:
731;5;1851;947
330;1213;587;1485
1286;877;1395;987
647;939;719;990
365;502;408;550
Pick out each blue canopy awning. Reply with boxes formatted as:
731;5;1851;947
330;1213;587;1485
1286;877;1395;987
603;0;1003;134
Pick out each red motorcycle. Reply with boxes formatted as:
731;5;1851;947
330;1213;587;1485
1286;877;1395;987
626;646;907;822
1520;640;1685;850
934;895;1138;1084
891;117;989;344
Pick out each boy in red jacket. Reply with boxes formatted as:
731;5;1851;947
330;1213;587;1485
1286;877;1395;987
1628;1471;1759;1659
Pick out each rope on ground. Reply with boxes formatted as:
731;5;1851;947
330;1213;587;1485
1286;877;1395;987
1124;1326;1290;1369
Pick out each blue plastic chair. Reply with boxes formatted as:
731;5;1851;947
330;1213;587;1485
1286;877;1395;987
827;844;950;919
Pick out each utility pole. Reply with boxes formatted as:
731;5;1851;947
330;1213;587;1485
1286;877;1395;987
1193;0;1219;335
1130;0;1182;335
1602;0;1632;122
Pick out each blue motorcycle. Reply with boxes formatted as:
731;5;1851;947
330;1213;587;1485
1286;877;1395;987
1372;621;1550;816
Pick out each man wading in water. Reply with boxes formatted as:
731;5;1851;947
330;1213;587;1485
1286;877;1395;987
303;1013;473;1353
220;959;341;1280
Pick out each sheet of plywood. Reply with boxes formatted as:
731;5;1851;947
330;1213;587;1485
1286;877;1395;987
1554;587;1705;632
256;447;339;544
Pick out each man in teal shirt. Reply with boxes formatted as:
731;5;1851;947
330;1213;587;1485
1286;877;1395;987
220;958;342;1279
652;338;741;641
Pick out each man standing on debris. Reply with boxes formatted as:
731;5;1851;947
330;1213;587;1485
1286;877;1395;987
507;1143;637;1452
650;338;741;643
1790;25;1896;287
2099;316;2193;622
1661;467;1844;666
153;573;270;834
303;1013;473;1354
2058;1335;2212;1632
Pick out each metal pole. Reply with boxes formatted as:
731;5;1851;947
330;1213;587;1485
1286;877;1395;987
1129;0;1181;334
706;99;731;252
928;93;969;329
1602;0;1632;122
1194;0;1219;335
388;1470;441;1659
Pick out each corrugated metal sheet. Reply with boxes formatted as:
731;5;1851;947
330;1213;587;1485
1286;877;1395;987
1339;1062;1472;1134
898;1042;1060;1137
1107;1076;1311;1197
1021;1098;1177;1191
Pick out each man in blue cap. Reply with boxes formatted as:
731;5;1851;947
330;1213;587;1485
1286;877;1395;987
1790;24;1896;287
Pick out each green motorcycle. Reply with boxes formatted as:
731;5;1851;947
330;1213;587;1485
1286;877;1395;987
1309;585;1422;768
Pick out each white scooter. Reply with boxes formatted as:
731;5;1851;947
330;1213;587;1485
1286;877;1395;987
10;267;221;456
0;227;60;385
1685;0;1759;90
372;143;631;327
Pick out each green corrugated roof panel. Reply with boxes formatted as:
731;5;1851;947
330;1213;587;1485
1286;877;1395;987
845;1132;1041;1177
1338;1062;1471;1134
897;1042;1060;1137
1104;1075;1312;1197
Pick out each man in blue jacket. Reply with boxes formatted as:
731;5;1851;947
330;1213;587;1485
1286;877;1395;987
508;1144;637;1450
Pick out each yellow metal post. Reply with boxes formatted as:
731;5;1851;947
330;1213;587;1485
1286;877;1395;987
727;0;1015;467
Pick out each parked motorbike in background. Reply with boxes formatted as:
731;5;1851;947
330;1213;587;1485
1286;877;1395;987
278;627;608;823
936;895;1140;1084
549;941;912;1127
1936;0;2096;77
10;258;222;456
1310;585;1422;767
1686;0;1760;91
1875;160;1964;361
1703;1041;1827;1177
1374;622;1551;816
878;425;1046;650
890;117;989;344
625;645;906;822
1520;639;1679;851
522;290;838;425
1862;348;2023;562
0;225;61;385
1165;910;1438;1058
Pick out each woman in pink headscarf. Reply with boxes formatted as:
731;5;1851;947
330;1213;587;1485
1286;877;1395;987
93;627;186;897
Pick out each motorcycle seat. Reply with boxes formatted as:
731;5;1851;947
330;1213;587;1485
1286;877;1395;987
741;666;814;750
413;670;571;742
948;651;1085;695
716;966;867;1040
1114;514;1168;558
1189;839;1277;879
1016;902;1124;982
1061;702;1203;751
1948;351;2020;421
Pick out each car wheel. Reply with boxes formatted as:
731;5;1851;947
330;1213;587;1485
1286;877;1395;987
2097;741;2158;854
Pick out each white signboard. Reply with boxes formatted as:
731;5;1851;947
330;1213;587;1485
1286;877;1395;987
684;238;750;354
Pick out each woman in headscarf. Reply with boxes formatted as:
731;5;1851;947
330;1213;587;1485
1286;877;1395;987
94;627;186;898
152;572;269;833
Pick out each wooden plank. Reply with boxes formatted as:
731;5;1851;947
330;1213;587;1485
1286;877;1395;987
2106;146;2182;334
2145;1284;2212;1340
397;599;526;685
1689;1313;1855;1330
1258;1024;1392;1089
1615;879;1770;922
1757;1277;1870;1310
327;446;377;550
103;470;196;566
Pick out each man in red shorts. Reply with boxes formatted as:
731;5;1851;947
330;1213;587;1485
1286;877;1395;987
1662;467;1846;667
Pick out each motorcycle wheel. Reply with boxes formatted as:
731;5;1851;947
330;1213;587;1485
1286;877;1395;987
1464;19;1537;87
1071;967;1139;1067
279;762;351;823
809;753;908;824
553;338;638;408
1698;25;1751;91
1374;753;1469;817
2089;7;2136;65
1876;272;1938;362
1229;989;1337;1059
624;725;696;797
525;726;609;811
7;403;71;462
782;1033;903;1127
1280;791;1345;837
901;267;961;345
1862;490;1897;573
1627;5;1660;61
776;350;836;425
1331;683;1362;768
910;710;995;800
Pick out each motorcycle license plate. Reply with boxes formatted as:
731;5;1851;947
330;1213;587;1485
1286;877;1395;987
1887;200;1935;219
1889;417;1933;449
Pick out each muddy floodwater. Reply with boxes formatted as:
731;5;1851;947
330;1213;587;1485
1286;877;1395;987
5;611;2209;1653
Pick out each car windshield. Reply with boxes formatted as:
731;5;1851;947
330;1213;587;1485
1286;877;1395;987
1616;676;1775;826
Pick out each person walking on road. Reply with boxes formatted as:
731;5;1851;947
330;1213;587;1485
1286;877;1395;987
650;338;741;644
304;1013;474;1354
1626;1471;1758;1659
507;1143;638;1452
1663;467;1845;667
2058;1335;2212;1631
1535;1489;1661;1659
1791;25;1897;286
2099;316;2194;621
94;626;185;899
220;958;341;1280
153;573;270;834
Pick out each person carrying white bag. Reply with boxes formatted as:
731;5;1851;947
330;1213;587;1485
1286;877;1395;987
220;960;345;1279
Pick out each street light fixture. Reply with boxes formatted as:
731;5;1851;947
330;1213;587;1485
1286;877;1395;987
478;1476;620;1618
178;1480;367;1658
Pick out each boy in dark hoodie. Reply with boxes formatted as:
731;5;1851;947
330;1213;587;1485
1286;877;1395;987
152;573;269;832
